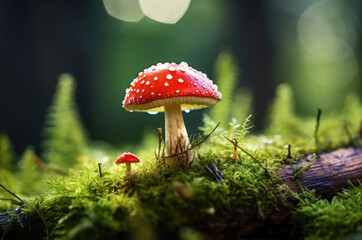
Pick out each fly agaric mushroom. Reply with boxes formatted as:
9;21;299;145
115;152;140;175
122;62;222;168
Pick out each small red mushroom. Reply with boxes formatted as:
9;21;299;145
115;152;140;175
122;62;222;168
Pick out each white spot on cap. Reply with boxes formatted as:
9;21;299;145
146;81;150;85
143;74;146;77
136;89;140;93
158;93;162;96
150;85;153;88
175;90;180;94
142;89;145;92
166;74;173;80
164;82;169;87
151;92;155;96
141;80;145;84
180;61;189;67
157;63;162;66
178;78;184;83
140;96;143;99
194;83;197;86
138;72;142;76
195;90;199;93
202;85;206;89
169;67;176;71
154;77;158;80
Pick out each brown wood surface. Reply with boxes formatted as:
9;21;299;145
280;147;362;198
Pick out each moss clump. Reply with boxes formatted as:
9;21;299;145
16;82;360;239
1;68;361;239
292;183;362;240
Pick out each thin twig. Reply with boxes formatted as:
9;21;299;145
16;203;24;227
98;163;102;178
222;135;272;178
0;198;22;205
287;144;293;159
206;166;222;184
162;122;220;159
314;108;322;153
0;183;23;204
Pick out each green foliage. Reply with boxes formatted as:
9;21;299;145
292;183;362;240
18;146;41;195
42;74;88;168
0;134;14;172
341;93;362;132
23;168;141;240
1;69;361;239
209;51;239;128
232;88;253;123
0;135;17;210
267;83;304;136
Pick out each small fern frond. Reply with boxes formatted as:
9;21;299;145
232;88;253;124
42;74;88;168
209;51;239;128
266;83;302;136
18;146;39;195
0;134;14;172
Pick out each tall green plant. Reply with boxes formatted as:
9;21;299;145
266;83;303;136
18;146;39;195
209;51;239;128
42;74;88;168
232;88;253;124
0;134;14;172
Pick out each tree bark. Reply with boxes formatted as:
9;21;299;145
200;147;362;239
279;147;362;199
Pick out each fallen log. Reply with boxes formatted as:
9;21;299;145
201;146;362;239
1;147;361;239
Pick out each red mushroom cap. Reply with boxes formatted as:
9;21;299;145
122;62;222;112
115;152;140;164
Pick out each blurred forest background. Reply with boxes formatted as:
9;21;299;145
0;0;361;155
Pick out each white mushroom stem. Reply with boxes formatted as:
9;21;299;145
125;163;132;175
164;104;194;167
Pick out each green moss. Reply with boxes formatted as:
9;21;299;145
2;75;361;239
292;183;362;240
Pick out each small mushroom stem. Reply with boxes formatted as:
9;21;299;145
125;163;132;175
164;104;194;168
